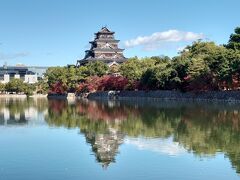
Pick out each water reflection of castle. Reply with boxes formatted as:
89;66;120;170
76;100;128;167
46;100;127;167
84;128;124;168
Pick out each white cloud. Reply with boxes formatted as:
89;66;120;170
125;137;186;156
0;52;30;60
124;30;204;51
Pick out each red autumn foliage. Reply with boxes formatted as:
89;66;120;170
76;75;139;93
98;75;129;91
49;82;68;94
76;76;100;93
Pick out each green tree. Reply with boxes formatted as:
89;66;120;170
227;49;240;75
141;63;180;90
65;66;80;92
151;55;171;64
188;57;209;78
21;83;36;96
36;79;49;94
76;66;90;80
225;27;240;51
172;55;190;83
45;62;108;92
119;57;156;81
5;79;36;95
84;61;108;77
5;79;25;93
174;41;233;90
0;83;5;92
45;67;67;85
119;57;142;80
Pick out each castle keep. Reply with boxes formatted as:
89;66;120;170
77;27;127;66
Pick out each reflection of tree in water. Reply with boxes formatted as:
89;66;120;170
45;99;240;173
75;100;137;122
175;104;240;173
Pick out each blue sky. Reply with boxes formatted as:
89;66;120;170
0;0;239;66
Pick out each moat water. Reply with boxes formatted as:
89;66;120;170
0;98;240;180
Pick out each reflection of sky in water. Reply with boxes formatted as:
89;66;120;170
125;137;186;156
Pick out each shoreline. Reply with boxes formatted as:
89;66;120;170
86;90;240;103
0;94;47;98
2;90;240;103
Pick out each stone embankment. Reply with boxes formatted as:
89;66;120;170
47;93;75;100
87;90;240;102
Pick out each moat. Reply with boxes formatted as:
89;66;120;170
0;98;240;179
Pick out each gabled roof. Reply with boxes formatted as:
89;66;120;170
101;27;111;33
95;26;114;35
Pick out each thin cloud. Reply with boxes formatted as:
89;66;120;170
125;137;186;156
124;29;204;51
0;52;30;60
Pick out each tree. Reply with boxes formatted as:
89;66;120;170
65;66;80;92
49;82;68;94
172;55;190;87
76;76;101;94
45;67;67;85
98;75;130;91
22;83;36;96
119;57;156;81
174;41;234;90
84;61;108;77
227;49;240;74
225;27;240;51
119;57;143;80
5;79;36;95
108;64;120;74
36;79;49;94
45;66;90;92
0;83;5;93
5;79;25;93
188;57;209;79
141;63;181;90
222;49;240;89
151;55;171;64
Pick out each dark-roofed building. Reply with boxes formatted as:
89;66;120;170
76;27;127;67
0;64;38;84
